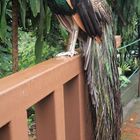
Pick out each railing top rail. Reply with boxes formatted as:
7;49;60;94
0;56;81;94
0;55;82;127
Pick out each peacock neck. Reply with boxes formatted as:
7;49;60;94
47;0;75;15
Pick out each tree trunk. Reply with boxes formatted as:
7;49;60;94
12;0;18;72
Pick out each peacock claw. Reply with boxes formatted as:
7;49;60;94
56;51;78;57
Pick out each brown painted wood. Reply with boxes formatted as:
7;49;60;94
9;111;28;140
78;74;93;140
35;94;56;140
53;87;66;140
0;55;93;140
64;76;81;140
0;123;11;140
0;56;82;127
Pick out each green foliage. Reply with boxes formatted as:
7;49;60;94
117;46;139;87
34;0;45;64
18;31;35;69
18;0;27;28
27;107;35;128
19;18;65;68
0;0;53;64
0;0;7;42
118;65;131;87
113;0;140;44
29;0;40;17
111;0;140;87
0;17;66;78
28;113;35;128
44;6;52;34
0;47;12;77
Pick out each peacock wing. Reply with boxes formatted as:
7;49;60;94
68;0;112;37
89;0;112;24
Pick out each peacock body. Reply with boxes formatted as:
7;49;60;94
48;0;122;140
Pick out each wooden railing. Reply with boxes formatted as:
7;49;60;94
0;55;93;140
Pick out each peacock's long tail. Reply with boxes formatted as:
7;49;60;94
81;24;122;140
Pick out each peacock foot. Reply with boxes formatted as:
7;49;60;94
56;50;78;57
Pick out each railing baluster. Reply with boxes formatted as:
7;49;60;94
53;86;66;140
9;111;28;140
78;74;86;140
35;94;56;140
64;76;80;140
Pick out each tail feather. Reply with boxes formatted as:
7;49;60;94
81;24;122;140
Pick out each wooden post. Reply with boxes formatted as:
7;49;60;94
35;94;56;140
78;73;93;140
64;76;80;140
53;87;66;140
9;111;28;140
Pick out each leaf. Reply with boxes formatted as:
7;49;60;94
118;67;122;75
18;0;27;28
35;0;44;63
137;0;140;15
0;0;7;42
35;36;44;63
60;25;68;39
0;2;1;16
29;0;40;17
44;2;52;34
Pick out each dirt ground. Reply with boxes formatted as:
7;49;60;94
121;98;140;140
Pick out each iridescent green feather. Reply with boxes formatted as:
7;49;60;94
47;0;74;15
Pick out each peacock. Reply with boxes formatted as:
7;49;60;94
47;0;122;139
